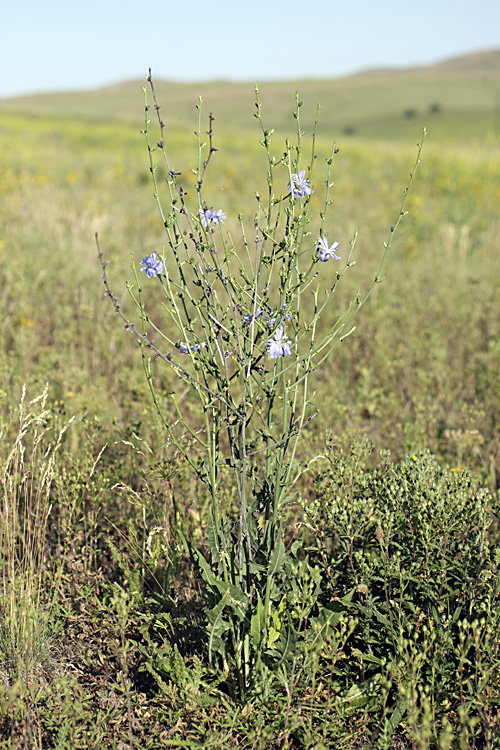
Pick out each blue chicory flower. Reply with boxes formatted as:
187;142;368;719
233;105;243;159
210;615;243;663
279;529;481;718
211;209;226;225
199;207;226;228
267;326;292;359
199;207;212;227
243;307;263;323
179;341;205;354
261;306;292;327
289;170;313;199
140;252;164;278
316;237;341;262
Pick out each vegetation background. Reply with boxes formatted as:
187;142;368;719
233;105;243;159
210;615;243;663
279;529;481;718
0;49;499;748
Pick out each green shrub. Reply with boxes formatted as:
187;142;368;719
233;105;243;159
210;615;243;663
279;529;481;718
304;438;500;744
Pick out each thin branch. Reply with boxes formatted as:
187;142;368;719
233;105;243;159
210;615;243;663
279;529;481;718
96;233;239;416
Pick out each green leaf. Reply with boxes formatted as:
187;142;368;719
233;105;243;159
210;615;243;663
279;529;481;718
340;674;381;708
383;697;407;737
350;648;384;666
268;531;287;578
207;603;230;665
214;580;250;621
251;591;266;651
184;539;219;590
267;595;287;649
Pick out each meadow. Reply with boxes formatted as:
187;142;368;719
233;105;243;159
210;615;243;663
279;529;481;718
0;59;500;748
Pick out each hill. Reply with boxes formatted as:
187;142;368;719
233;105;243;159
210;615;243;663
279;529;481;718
1;49;499;142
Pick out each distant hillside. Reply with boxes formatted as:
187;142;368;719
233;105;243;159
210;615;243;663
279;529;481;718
348;48;500;77
1;49;499;143
424;48;500;74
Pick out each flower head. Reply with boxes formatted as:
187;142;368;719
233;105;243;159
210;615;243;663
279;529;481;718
266;326;292;359
179;341;205;354
289;170;313;199
199;207;226;228
263;305;292;327
243;307;263;324
211;209;226;225
140;252;164;278
316;237;341;262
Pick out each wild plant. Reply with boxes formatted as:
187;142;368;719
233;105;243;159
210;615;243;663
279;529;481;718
0;385;74;688
306;438;500;744
98;72;424;699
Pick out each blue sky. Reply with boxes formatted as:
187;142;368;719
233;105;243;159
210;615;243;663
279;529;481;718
1;0;499;98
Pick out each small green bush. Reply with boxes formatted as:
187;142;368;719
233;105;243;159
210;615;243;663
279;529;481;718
304;438;500;744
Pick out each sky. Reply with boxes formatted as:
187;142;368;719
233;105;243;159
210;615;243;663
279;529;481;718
1;0;499;99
